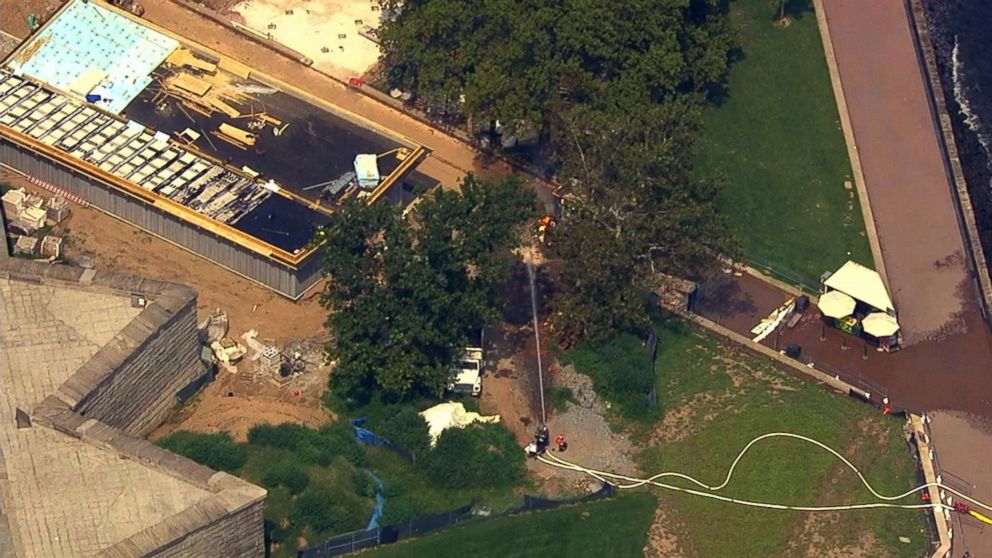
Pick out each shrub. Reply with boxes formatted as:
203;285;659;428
247;422;366;467
316;423;367;467
157;431;247;472
247;423;314;451
377;406;430;461
421;423;523;489
352;469;377;498
292;490;367;535
261;461;310;495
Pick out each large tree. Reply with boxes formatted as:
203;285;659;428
380;0;735;139
381;0;738;342
321;175;535;397
552;100;738;341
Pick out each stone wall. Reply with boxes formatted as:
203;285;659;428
55;280;204;437
0;260;208;439
906;0;992;323
145;497;265;558
66;290;203;437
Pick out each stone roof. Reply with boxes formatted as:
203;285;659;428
0;257;264;557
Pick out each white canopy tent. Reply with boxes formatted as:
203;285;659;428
823;261;895;314
862;312;900;337
818;289;857;319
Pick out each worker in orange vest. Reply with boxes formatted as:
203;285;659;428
555;434;567;452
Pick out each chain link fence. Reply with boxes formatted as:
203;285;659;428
741;255;821;295
298;484;616;558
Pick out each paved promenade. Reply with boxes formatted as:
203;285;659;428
822;0;975;346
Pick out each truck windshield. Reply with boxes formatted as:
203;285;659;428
459;360;480;371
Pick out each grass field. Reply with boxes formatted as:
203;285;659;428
363;493;657;558
698;0;872;286
566;315;927;558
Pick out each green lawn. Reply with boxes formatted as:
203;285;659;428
363;493;657;558
698;0;872;287
567;315;927;558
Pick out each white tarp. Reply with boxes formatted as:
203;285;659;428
862;312;900;337
419;402;500;447
818;289;856;319
824;260;895;314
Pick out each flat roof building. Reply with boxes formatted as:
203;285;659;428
0;225;266;555
0;0;431;298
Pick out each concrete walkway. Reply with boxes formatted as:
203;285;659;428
819;0;976;346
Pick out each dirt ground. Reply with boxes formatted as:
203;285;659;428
783;418;896;558
5;171;328;345
231;0;382;79
150;362;332;442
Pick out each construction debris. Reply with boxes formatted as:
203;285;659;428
13;235;38;256
218;57;251;79
166;48;218;74
215;123;256;148
210;338;248;365
40;235;62;258
171;73;212;97
204;309;229;343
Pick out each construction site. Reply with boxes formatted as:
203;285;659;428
0;0;431;299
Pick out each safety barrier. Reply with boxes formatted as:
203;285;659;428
298;485;616;558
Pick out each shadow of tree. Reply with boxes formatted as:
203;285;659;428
694;275;759;319
772;0;814;23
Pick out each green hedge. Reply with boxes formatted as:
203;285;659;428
157;431;248;472
421;423;524;489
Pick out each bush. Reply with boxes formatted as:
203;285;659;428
316;423;367;467
248;423;314;451
261;461;310;495
377;406;430;461
247;422;366;467
352;469;377;498
157;431;247;472
292;490;367;535
421;423;523;489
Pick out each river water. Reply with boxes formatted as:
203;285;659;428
921;0;992;249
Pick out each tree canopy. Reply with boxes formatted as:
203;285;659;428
321;175;535;397
380;0;735;139
382;0;739;342
552;101;738;341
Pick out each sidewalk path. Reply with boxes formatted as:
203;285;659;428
821;0;975;346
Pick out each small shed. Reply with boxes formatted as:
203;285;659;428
354;154;380;189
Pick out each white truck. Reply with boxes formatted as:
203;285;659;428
447;331;484;397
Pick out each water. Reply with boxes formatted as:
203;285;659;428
526;261;547;424
922;0;992;241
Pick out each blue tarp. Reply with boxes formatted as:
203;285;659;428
364;471;385;531
349;417;392;447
